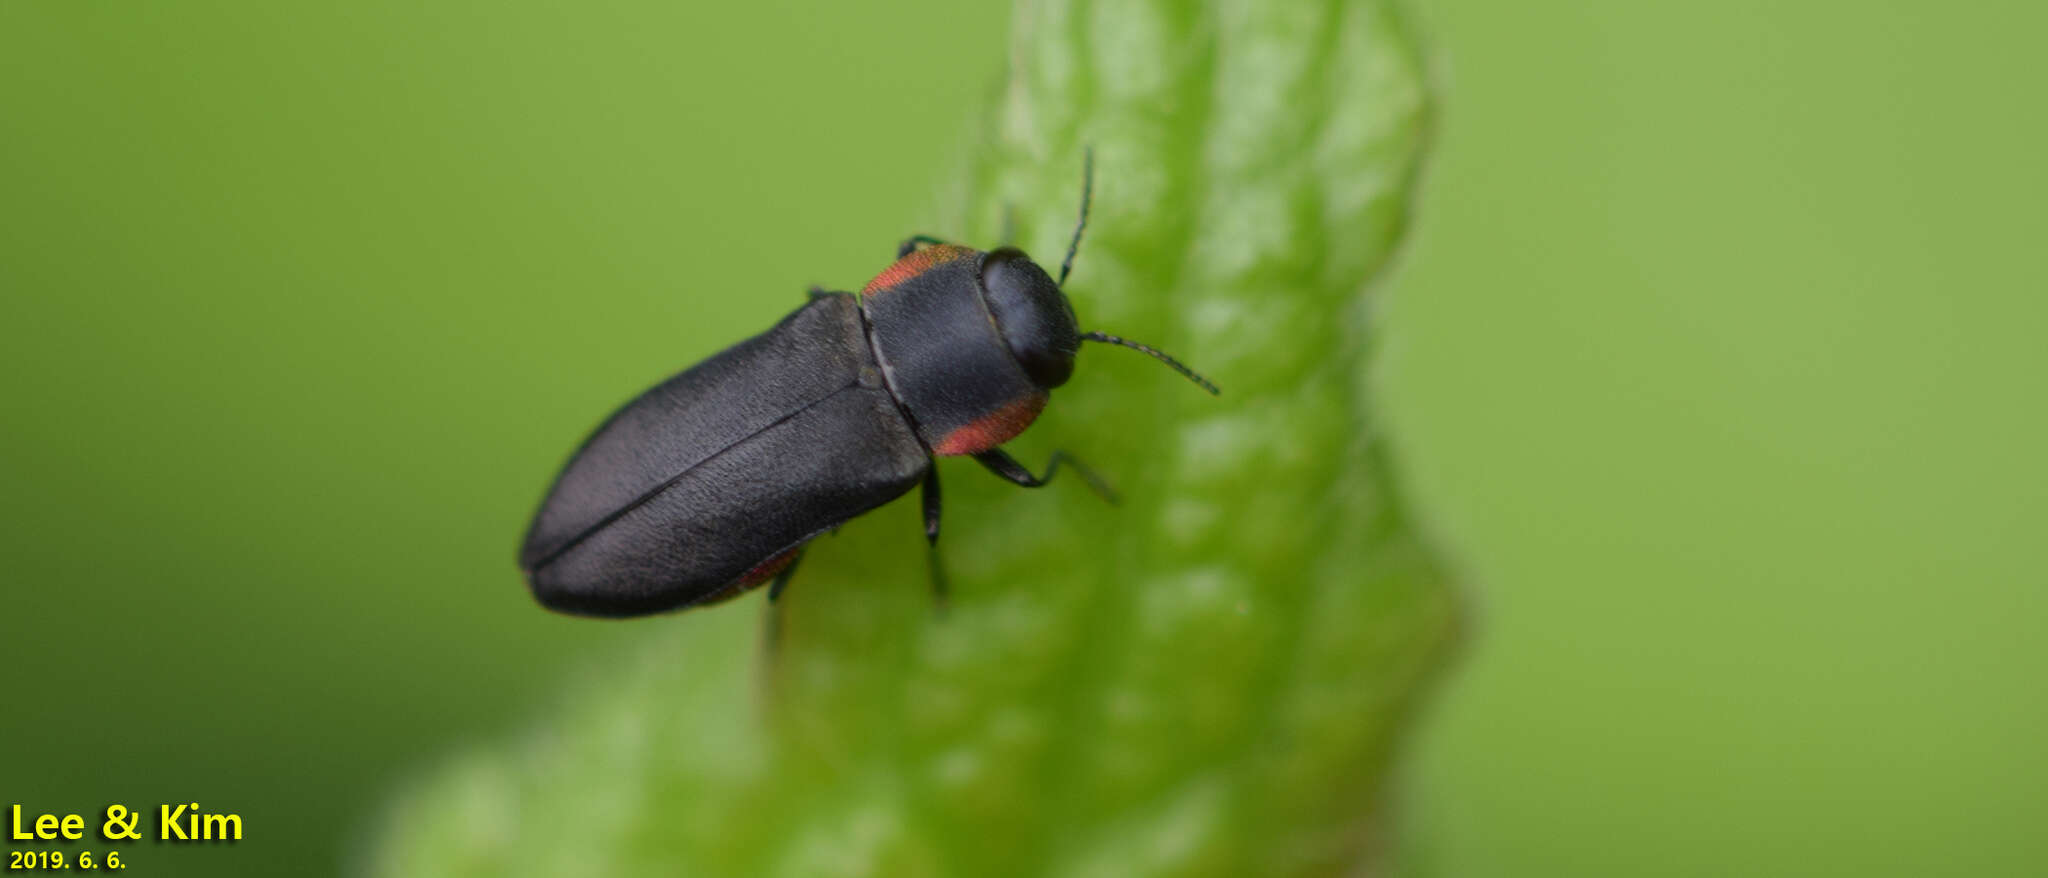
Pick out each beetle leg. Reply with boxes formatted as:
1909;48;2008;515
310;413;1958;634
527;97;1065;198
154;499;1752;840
921;465;950;612
759;548;808;659
972;448;1121;506
897;234;951;258
763;601;783;660
765;548;807;603
921;465;943;545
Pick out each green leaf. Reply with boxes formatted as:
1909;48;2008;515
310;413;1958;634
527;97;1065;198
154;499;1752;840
365;0;1454;874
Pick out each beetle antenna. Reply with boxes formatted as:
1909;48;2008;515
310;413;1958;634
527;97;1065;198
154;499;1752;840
1057;148;1094;287
1081;331;1221;395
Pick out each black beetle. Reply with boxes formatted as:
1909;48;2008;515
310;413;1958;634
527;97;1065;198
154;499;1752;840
518;156;1217;617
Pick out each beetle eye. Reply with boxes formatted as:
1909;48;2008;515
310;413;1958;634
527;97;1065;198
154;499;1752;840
980;248;1081;389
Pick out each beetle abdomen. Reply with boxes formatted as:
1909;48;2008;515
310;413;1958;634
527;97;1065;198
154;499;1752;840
520;294;927;617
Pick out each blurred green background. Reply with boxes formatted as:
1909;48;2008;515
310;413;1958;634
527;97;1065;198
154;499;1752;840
2;1;2041;877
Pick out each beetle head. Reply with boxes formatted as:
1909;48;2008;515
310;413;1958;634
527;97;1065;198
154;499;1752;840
979;248;1081;390
976;149;1222;398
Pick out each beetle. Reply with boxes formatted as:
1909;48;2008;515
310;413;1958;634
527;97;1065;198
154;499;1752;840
518;154;1217;617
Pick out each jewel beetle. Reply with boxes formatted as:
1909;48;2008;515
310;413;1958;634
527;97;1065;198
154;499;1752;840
517;155;1217;617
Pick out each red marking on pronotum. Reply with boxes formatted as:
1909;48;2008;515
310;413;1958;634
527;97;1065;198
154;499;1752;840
933;393;1049;456
862;244;974;296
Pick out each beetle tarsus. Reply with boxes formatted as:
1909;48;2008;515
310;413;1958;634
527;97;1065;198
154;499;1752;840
972;448;1119;506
